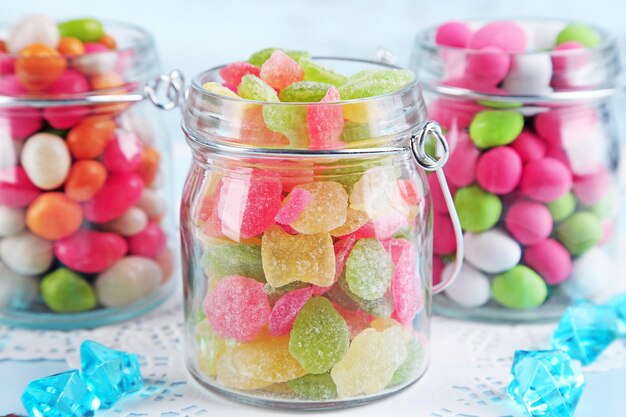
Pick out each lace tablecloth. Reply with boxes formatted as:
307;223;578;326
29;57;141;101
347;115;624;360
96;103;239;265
1;290;625;417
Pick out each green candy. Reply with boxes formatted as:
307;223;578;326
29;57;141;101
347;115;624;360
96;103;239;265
477;100;523;109
336;274;394;317
340;121;372;144
556;24;601;48
204;244;265;282
454;186;502;232
41;268;97;313
345;238;393;300
289;297;350;374
338;69;414;100
237;74;278;101
591;191;616;220
263;281;309;305
287;373;337;400
492;266;548;310
389;339;423;386
58;18;104;42
547;192;576;222
468;111;524;149
299;57;348;87
556;211;602;256
248;48;311;67
278;81;333;102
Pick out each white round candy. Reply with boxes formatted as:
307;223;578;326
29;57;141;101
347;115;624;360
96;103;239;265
21;133;71;190
118;112;156;146
0;205;25;237
137;189;166;219
502;54;553;95
562;247;613;301
531;21;566;51
464;230;521;274
72;52;118;76
6;14;60;54
0;262;38;309
443;263;491;308
0;231;53;275
102;207;148;236
96;256;162;307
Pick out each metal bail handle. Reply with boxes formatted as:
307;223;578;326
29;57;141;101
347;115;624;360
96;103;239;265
144;70;185;110
410;121;464;294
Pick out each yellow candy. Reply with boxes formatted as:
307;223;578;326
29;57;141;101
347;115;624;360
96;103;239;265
289;181;348;234
330;326;407;397
203;81;240;98
216;350;273;390
196;320;227;377
370;318;413;343
261;225;335;288
343;101;383;124
330;207;369;237
349;166;408;219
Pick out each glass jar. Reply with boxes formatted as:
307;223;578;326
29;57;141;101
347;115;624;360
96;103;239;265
411;19;625;322
180;58;463;409
0;20;176;329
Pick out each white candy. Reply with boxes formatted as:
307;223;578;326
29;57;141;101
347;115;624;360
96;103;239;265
96;256;162;307
6;14;60;54
531;21;566;51
118;112;156;146
0;261;38;309
502;53;553;95
137;189;166;219
0;205;25;237
101;207;148;236
464;230;521;274
72;52;117;76
0;231;53;275
443;263;491;308
21;133;71;190
562;247;613;301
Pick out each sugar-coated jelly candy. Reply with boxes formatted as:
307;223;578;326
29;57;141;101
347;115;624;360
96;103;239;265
333;235;357;281
289;181;348;234
248;48;311;67
41;268;97;313
345;238;393;301
196;321;227;377
216;350;272;390
261;225;335;288
288;373;337;400
331;207;369;237
289;297;350;374
389;338;423;386
269;286;315;336
337;274;394;318
83;172;144;223
54;229;127;273
0;231;53;275
95;256;162;307
349;165;407;220
307;86;344;150
238;74;278;101
219;61;261;87
21;132;71;190
274;187;313;225
338;69;414;102
279;81;335;102
26;192;83;240
260;50;304;91
204;243;265;282
386;239;421;325
299;57;347;87
204;275;270;342
203;81;239;97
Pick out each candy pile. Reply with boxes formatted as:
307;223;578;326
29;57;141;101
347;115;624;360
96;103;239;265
190;49;426;401
0;15;172;316
428;20;616;311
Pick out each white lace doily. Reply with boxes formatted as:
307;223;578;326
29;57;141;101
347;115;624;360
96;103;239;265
1;290;625;417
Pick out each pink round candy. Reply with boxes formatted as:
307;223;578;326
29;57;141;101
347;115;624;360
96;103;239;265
386;239;421;325
520;157;572;203
55;229;128;273
274;188;313;224
466;46;511;87
552;41;587;73
204;275;270;342
43;70;91;128
0;74;28;95
534;107;598;146
434;212;456;255
544;144;571;168
83;172;144;223
476;146;523;195
102;132;144;173
445;130;479;187
0;167;41;208
428;98;483;130
573;168;610;206
45;70;90;95
269;286;315;336
429;172;456;214
219;61;261;87
469;20;527;53
524;239;572;285
128;222;167;259
433;256;444;287
435;21;472;48
505;201;553;245
511;130;546;163
84;42;109;53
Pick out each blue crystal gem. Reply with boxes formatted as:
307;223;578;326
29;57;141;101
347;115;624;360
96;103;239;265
80;340;143;409
507;350;585;417
607;293;626;337
21;369;100;417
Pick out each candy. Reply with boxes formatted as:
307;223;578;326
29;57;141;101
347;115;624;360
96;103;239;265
435;21;472;48
505;201;553;245
338;69;414;100
41;268;97;312
0;261;38;310
445;130;479;187
443;262;490;307
573;168;610;206
288;373;337;400
25;192;83;240
389;338;423;386
502;54;553;95
475;146;522;194
16;44;66;91
216;350;272;390
0;231;53;275
66;116;116;159
331;207;369;237
464;230;521;273
57;37;85;55
64;160;108;202
468;20;527;52
59;18;104;42
0;205;25;237
136;146;160;186
307;86;344;150
520;157;572;203
278;81;334;102
524;239;572;285
299;58;348;87
556;212;602;256
128;222;166;259
6;15;60;54
556;24;601;48
289;297;350;374
203;81;239;97
386;239;421;324
492;265;548;310
337;274;394;318
102;132;144;174
55;229;127;273
95;256;162;307
547;192;576;222
83;172;144;223
260;50;304;91
591;191;616;220
454;185;502;232
345;238;393;300
136;188;165;219
268;286;315;336
261;225;335;288
21;133;71;190
204;275;270;342
248;48;311;68
0;167;41;208
204;243;265;282
433;213;455;255
562;247;612;300
466;47;511;87
469;111;524;149
274;187;313;225
289;181;348;234
219;61;261;87
196;321;227;377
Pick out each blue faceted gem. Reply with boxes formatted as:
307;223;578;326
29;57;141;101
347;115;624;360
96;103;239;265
21;369;100;417
507;350;585;417
551;304;618;365
80;340;143;409
607;293;626;336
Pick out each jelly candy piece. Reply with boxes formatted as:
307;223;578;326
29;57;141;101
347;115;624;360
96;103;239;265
338;69;414;100
261;225;335;287
556;212;602;256
216;350;273;390
299;57;348;87
307;86;345;150
274;187;314;225
337;274;394;318
389;338;424;386
203;81;240;98
349;165;407;220
289;181;348;234
22;369;100;417
204;243;265;282
268;286;315;336
331;301;372;338
507;350;585;417
279;81;334;102
331;207;369;237
204;275;271;342
263;281;310;305
340;120;372;143
333;235;357;281
80;340;143;409
219;61;261;87
263;104;309;147
41;268;97;313
248;47;311;67
196;320;227;377
331;326;407;397
345;238;393;300
216;172;282;240
469;111;524;149
551;305;618;365
237;74;278;101
260;50;304;91
492;266;548;310
325;282;362;312
289;297;350;374
385;239;421;325
288;373;337;400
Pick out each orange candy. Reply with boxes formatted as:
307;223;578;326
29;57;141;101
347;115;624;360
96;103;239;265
57;37;85;56
26;192;83;240
67;116;116;159
90;72;125;91
16;43;67;91
0;40;7;53
65;160;108;202
98;33;117;49
136;147;160;186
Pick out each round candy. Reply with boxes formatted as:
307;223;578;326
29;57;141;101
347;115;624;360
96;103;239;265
55;229;127;273
524;239;572;285
435;21;472;48
556;24;601;48
6;14;60;54
445;130;479;187
510;130;546;163
562;247;612;300
64;160;108;202
454;185;502;232
556;211;602;256
469;111;524;149
505;201;553;245
0;167;41;208
57;37;86;56
0;205;25;237
101;207;148;237
128;222;166;259
102;133;144;174
21;133;71;190
0;231;53;275
0;262;37;310
492;265;548;310
466;47;511;88
345;238;393;300
137;189;166;220
25;192;83;240
443;262;490;308
41;268;97;313
573;168;610;206
464;229;521;273
67;116;116;159
59;18;104;42
534;107;597;146
468;20;527;52
547;192;576;222
520;157;572;203
95;256;162;308
16;44;66;91
433;213;456;255
475;146;522;195
502;54;553;95
83;172;144;223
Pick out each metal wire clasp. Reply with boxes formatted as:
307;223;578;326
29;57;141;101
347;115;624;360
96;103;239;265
144;70;185;110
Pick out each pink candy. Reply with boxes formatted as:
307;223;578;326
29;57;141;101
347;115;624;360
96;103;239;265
466;47;511;87
260;50;303;91
505;201;553;246
0;167;41;208
520;157;572;203
84;42;109;53
435;21;472;48
433;256;444;287
385;239;421;325
524;239;572;285
274;187;313;224
83;172;144;223
204;275;270;342
55;229;127;273
468;21;527;53
333;235;357;281
475;146;523;195
433;213;455;255
219;61;261;87
43;70;91;129
510;130;546;163
102;132;144;173
268;286;315;336
307;87;344;150
427;98;482;130
534;107;598;146
445;130;479;187
429;172;455;214
128;222;167;259
573;168;610;206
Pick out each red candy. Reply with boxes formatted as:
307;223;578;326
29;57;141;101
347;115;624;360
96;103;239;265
259;50;303;91
433;256;444;287
573;168;610;206
524;239;572;285
386;239;421;325
435;21;472;48
510;130;546;163
55;229;127;273
445;130;479;187
274;187;313;225
268;286;315;336
219;61;261;87
520;157;572;203
102;132;144;173
468;20;527;53
333;235;357;281
433;212;456;255
128;222;167;259
0;167;41;208
83;172;144;223
505;201;553;246
307;86;344;150
476;146;522;195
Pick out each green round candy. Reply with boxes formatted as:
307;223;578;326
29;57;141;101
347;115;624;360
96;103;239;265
204;244;265;282
345;238;393;300
248;48;311;67
556;24;601;48
41;268;97;313
389;339;423;386
299;58;348;87
591;191;616;220
289;297;350;374
492;265;548;310
556;211;602;256
58;18;104;42
279;81;334;102
454;186;502;232
287;373;337;400
477;100;523;109
468;111;524;149
338;69;414;100
547;192;576;222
